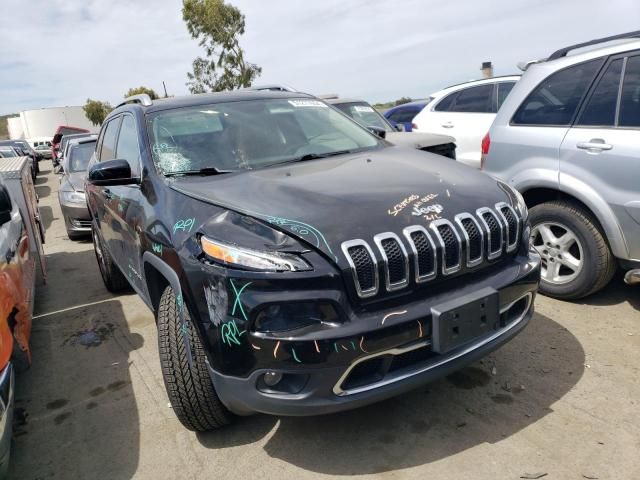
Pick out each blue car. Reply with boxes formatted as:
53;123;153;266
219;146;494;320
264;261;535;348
384;100;429;132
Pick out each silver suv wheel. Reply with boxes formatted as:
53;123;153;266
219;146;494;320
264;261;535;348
531;222;584;285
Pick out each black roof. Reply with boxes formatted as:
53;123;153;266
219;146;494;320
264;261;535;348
113;90;314;116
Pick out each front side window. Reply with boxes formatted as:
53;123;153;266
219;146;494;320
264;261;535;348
577;59;623;127
148;98;381;175
619;55;640;128
68;142;96;172
512;59;604;126
450;84;493;113
115;116;141;176
333;102;392;132
100;117;122;161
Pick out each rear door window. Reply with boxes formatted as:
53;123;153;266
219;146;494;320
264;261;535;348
618;55;640;128
99;117;122;161
512;59;604;126
577;58;623;127
450;84;493;113
388;108;420;123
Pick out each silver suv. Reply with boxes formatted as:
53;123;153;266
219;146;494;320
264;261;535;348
483;31;640;299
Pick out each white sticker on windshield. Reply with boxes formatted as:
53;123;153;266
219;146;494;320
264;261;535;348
354;105;374;113
288;99;328;108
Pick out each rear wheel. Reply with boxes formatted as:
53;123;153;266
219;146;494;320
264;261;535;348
529;201;616;299
92;223;130;292
157;285;232;431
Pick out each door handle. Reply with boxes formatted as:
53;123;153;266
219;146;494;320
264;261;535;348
442;123;454;129
576;139;612;152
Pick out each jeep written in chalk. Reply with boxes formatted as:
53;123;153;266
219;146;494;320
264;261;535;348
85;91;540;431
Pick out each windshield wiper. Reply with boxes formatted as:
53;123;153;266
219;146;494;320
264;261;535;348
164;167;231;177
268;149;357;167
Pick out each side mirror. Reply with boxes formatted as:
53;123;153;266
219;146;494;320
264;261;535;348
367;126;386;139
88;159;138;186
395;124;405;132
0;184;12;225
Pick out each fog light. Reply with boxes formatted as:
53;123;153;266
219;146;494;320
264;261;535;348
263;371;283;387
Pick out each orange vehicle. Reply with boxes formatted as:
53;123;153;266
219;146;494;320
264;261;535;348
0;177;35;475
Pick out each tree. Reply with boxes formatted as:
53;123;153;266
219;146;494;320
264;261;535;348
394;97;413;106
124;86;159;100
83;99;112;126
182;0;261;93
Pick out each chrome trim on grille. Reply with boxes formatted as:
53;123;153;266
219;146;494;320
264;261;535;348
476;207;503;260
429;219;462;275
495;202;520;253
454;213;484;268
341;239;379;298
373;232;409;292
333;292;533;396
402;225;437;283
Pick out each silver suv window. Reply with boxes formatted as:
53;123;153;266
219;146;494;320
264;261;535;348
619;55;640;127
512;59;604;126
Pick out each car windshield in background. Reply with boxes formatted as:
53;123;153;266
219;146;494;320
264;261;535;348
0;148;18;158
333;102;393;132
147;98;381;175
68;142;95;172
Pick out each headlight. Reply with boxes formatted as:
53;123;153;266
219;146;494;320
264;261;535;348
200;236;312;272
60;190;86;204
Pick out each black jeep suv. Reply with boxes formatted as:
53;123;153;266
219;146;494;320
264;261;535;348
85;91;540;431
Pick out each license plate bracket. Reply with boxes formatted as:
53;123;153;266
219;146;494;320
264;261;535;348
431;287;499;354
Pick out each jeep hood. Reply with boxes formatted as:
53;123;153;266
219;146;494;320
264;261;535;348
385;131;455;150
170;146;511;264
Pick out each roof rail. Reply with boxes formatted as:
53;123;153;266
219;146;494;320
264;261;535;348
316;93;340;100
116;93;153;109
243;84;298;92
547;30;640;61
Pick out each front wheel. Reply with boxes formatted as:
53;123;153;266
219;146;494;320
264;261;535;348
529;201;616;299
157;285;232;431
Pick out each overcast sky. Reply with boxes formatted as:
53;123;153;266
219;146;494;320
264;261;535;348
1;0;639;115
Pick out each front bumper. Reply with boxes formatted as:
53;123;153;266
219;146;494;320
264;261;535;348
60;200;91;232
208;253;540;416
0;363;15;475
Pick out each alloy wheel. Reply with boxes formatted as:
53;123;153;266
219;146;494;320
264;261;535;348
530;222;584;285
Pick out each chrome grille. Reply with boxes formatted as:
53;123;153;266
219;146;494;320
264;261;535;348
342;204;520;298
374;233;409;291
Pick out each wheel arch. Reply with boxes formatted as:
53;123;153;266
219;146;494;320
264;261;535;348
520;184;628;259
142;252;182;316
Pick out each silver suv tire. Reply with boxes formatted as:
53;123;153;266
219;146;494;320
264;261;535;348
529;201;616;299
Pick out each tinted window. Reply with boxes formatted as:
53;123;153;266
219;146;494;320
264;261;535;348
99;117;122;161
60;127;87;135
450;84;493;113
619;55;640;127
512;59;603;126
434;92;458;112
577;59;623;127
68;142;96;172
115;116;141;176
497;82;516;110
388;108;420;123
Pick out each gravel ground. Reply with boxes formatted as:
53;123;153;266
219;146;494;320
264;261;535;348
8;162;640;480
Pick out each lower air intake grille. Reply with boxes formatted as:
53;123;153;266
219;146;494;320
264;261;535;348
381;238;406;285
347;245;376;293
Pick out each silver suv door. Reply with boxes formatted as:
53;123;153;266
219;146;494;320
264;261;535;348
560;53;640;260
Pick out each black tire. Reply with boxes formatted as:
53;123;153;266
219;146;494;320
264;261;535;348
92;223;130;293
157;285;232;431
529;201;616;300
